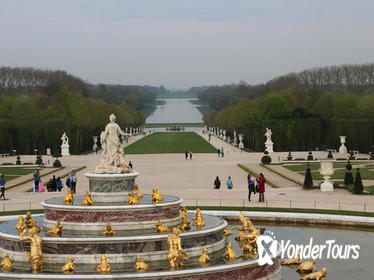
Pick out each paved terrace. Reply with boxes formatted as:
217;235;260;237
0;131;373;213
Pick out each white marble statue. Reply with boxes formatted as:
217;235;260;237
61;132;69;146
95;114;131;174
339;136;347;154
264;128;274;153
60;132;70;156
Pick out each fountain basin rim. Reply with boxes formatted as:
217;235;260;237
41;197;183;210
85;172;140;179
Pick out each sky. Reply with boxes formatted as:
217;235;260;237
1;0;374;89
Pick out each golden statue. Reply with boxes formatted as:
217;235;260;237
19;226;43;273
61;256;75;274
81;192;96;206
102;222;116;237
0;253;14;272
297;259;316;273
135;185;143;200
126;191;139;205
180;206;188;217
47;220;63;237
96;255;111;274
62;189;74;205
135;255;150;272
197;248;210;266
178;214;191;232
223;242;238;262
13;216;25;235
282;252;301;265
192;208;205;228
167;228;189;269
301;267;327;280
155;219;170;233
232;212;254;232
25;212;35;229
152;187;163;204
223;226;233;237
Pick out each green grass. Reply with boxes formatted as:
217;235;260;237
365;186;374;194
157;92;197;99
124;132;217;154
261;164;303;187
0;209;44;216
0;167;35;175
282;162;348;172
237;164;280;188
4;175;20;182
145;123;204;127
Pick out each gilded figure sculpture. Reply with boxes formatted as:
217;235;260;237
197;248;210;266
178;214;191;232
95;114;131;174
223;242;238;262
61;256;75;274
25;212;35;229
126;191;139;205
281;251;301;265
81;192;96;206
47;220;63;237
167;228;189;268
135;184;143;200
62;189;74;205
13;216;25;235
223;226;233;237
301;267;327;280
135;255;150;272
155;219;170;233
180;206;187;217
232;212;254;232
96;255;111;274
102;222;116;237
192;208;205;228
19;226;43;273
297;259;316;273
152;187;163;203
0;253;14;272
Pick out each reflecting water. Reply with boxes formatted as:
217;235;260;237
146;99;203;124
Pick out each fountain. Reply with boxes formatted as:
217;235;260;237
0;114;281;279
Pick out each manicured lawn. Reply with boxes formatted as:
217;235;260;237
4;175;20;182
283;162;347;172
0;167;35;175
124;132;217;154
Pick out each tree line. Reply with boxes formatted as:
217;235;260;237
198;63;374;152
0;66;161;154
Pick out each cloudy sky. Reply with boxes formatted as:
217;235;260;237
1;0;373;88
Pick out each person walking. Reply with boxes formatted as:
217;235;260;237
214;176;221;189
185;151;188;160
66;176;72;191
33;170;40;192
51;175;57;192
56;177;63;192
0;174;6;200
128;161;133;170
227;176;233;190
257;173;266;202
70;169;77;194
221;147;224;158
217;148;221;158
247;174;256;201
189;151;192;160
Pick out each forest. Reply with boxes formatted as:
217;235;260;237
197;63;374;152
0;67;162;154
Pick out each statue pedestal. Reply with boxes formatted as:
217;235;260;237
320;180;334;192
265;142;274;153
339;136;347;154
61;144;70;156
320;160;334;192
86;172;139;203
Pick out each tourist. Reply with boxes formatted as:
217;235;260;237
129;161;133;170
66;176;72;191
51;175;57;192
217;148;221;157
208;133;211;142
56;177;63;192
185;151;188;160
247;174;256;201
189;151;192;160
257;173;266;202
214;176;221;189
221;147;224;158
70;169;77;194
33;170;40;192
46;179;53;192
227;176;233;189
38;181;45;192
0;174;6;200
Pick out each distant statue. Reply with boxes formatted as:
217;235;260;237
264;128;274;153
265;128;272;142
95;114;131;174
61;132;69;146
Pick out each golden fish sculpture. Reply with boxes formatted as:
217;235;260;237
223;226;233;238
81;192;96;206
197;248;210;266
281;251;301;265
301;267;327;280
135;255;150;272
223;242;238;262
134;185;143;200
96;255;111;274
13;216;25;235
152;187;163;204
155;219;170;233
102;222;116;237
61;256;75;274
62;189;74;205
297;259;316;273
0;253;14;272
192;208;205;228
126;191;139;205
47;220;63;237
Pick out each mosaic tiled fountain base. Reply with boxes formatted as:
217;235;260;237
0;171;281;279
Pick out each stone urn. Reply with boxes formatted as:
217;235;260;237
339;136;347;154
223;130;227;141
320;160;334;192
92;136;98;151
238;134;244;149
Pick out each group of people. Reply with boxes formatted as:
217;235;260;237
184;151;193;160
213;173;267;202
33;169;77;193
217;147;224;157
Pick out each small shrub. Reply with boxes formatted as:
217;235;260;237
304;166;313;189
287;152;293;160
356;158;369;160
336;158;347;161
23;162;33;165
264;150;269;155
261;155;272;164
2;163;13;165
327;151;333;159
307;151;313;161
354;168;364;194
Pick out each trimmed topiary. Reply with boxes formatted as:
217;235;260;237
327;151;333;159
344;161;354;186
354;168;364;194
261;155;272;164
307;151;313;161
287;152;293;160
16;155;21;165
303;164;313;189
349;150;355;160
